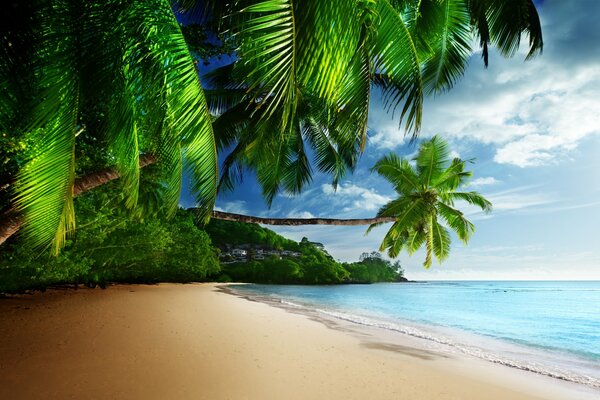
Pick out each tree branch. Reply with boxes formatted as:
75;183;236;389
208;210;396;226
0;154;157;246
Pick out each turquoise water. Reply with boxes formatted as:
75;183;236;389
233;281;600;388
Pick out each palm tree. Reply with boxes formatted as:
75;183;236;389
1;0;217;253
208;0;544;201
367;135;492;268
0;0;541;250
200;135;492;269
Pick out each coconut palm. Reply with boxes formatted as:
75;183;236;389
367;135;492;267
207;0;543;202
0;0;541;250
1;0;217;253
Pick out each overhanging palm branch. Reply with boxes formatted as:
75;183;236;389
1;0;542;251
209;0;541;205
3;0;217;251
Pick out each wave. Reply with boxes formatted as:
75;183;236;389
314;308;600;389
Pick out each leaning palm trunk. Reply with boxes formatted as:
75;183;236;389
210;210;395;226
0;154;157;246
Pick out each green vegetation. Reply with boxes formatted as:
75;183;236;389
1;0;542;251
368;135;492;267
0;186;404;293
0;184;220;293
208;220;405;285
0;1;538;285
205;219;297;251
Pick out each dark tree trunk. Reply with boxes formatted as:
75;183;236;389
0;154;157;246
209;210;395;226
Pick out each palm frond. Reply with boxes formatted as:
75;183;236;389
371;152;420;195
281;119;312;195
295;0;362;105
302;116;348;189
486;0;543;59
204;89;248;116
431;216;451;263
433;157;471;191
406;228;426;254
377;197;428;232
334;47;371;150
415;135;450;186
467;0;491;66
420;0;472;94
446;191;492;213
15;0;79;252
373;0;424;137
379;221;409;258
437;202;474;243
127;0;218;222
235;0;297;131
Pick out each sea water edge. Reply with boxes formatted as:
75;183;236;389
229;281;600;390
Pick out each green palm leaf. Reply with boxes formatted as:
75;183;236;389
437;202;474;243
373;0;424;137
445;191;492;212
431;216;451;265
419;0;472;94
15;0;79;253
371;153;420;195
415;135;450;186
235;0;297;131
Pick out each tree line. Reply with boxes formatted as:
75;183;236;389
0;184;404;293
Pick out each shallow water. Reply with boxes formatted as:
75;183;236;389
233;281;600;388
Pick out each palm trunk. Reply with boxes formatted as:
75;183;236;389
210;210;395;226
0;154;157;246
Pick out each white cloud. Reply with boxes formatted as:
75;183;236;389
214;200;248;214
460;186;557;220
321;183;392;213
468;177;500;187
365;2;600;168
287;210;315;219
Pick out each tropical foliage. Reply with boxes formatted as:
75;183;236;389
1;0;543;251
0;183;220;293
0;186;402;292
368;135;492;268
1;0;217;253
207;0;543;201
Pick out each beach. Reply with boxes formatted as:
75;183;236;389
0;283;596;400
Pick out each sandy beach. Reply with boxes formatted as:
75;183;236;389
0;283;596;400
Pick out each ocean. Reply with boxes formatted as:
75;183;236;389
232;281;600;389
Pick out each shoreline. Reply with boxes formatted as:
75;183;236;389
222;284;600;398
0;283;597;399
223;283;600;390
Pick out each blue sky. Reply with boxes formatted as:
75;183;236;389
183;1;600;280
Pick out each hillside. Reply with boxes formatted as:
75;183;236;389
204;219;405;285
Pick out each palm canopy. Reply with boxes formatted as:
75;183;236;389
206;0;543;202
1;0;217;252
0;0;541;252
368;135;492;268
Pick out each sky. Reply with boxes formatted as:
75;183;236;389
182;1;600;280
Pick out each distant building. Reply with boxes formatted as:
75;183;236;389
231;249;247;257
360;251;382;261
